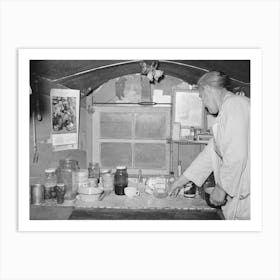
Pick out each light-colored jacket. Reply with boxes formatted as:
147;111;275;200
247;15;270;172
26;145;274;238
183;93;250;220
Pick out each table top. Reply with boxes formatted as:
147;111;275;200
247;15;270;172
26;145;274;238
39;191;214;211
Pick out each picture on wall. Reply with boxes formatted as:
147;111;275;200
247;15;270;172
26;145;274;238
50;88;80;151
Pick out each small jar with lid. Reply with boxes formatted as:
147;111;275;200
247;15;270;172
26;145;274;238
44;168;57;199
114;166;128;195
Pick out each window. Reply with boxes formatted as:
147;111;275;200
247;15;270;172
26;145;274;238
87;106;171;175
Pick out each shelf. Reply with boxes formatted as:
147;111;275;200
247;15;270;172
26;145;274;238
167;139;209;145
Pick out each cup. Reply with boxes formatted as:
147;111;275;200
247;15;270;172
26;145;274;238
124;187;139;198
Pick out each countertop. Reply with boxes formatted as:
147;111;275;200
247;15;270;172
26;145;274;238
30;192;224;220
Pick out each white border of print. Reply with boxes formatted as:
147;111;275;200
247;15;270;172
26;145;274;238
18;48;262;232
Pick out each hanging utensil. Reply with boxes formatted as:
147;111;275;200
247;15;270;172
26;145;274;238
32;110;38;163
34;80;42;121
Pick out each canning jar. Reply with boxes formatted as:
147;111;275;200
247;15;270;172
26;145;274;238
56;159;79;200
114;166;128;195
44;168;57;199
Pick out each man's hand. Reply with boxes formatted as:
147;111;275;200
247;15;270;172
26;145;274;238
169;184;184;198
210;184;227;206
169;175;190;198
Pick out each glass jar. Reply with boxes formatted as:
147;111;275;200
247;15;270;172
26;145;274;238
44;168;57;199
114;166;128;195
101;169;114;191
88;162;100;181
56;183;65;204
56;159;79;200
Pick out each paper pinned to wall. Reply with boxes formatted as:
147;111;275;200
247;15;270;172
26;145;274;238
173;90;203;128
153;89;171;105
50;88;80;151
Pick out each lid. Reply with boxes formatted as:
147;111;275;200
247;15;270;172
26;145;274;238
57;183;65;187
45;168;56;173
116;166;127;170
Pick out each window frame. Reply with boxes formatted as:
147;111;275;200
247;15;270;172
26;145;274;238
87;105;171;175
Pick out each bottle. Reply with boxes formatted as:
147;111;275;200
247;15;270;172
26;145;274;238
168;171;175;185
190;127;195;140
138;169;143;183
177;161;182;177
114;166;128;195
88;162;100;181
44;168;57;199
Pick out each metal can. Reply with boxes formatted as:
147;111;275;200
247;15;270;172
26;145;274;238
31;184;44;205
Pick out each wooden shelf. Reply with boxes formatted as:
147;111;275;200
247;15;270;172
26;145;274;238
167;138;209;145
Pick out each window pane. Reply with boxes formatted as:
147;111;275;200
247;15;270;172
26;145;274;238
135;112;168;139
134;143;166;169
100;143;132;168
100;112;132;139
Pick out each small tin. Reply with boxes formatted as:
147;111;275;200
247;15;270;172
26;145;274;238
31;184;44;205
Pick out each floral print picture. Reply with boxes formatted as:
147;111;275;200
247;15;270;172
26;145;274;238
51;96;77;133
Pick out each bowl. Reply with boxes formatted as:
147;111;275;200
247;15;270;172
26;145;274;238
183;182;196;198
153;188;168;199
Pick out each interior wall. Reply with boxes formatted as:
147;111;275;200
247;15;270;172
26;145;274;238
30;73;204;182
87;74;203;177
29;79;87;183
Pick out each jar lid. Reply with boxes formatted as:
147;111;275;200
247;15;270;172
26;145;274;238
45;168;56;173
116;166;126;170
57;183;65;187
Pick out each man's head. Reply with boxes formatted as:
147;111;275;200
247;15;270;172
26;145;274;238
197;71;230;114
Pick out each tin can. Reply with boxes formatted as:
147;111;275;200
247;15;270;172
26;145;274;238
31;184;44;205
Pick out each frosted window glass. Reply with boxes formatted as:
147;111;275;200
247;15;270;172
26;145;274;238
100;112;132;139
101;143;132;168
134;143;166;169
135;113;167;139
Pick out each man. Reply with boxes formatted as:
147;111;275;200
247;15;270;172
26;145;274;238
169;71;250;220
